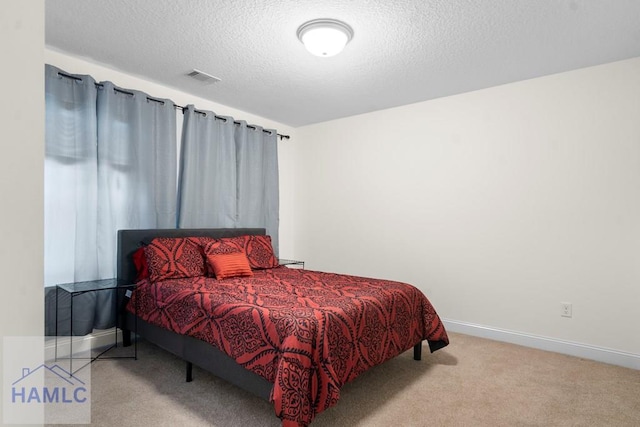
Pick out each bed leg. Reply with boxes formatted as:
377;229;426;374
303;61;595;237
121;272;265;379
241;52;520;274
122;329;131;347
413;342;422;361
186;362;193;382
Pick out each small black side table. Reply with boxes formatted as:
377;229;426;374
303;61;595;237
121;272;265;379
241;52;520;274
278;259;305;269
55;278;136;374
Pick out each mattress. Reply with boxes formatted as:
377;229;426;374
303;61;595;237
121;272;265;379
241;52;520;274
128;266;449;426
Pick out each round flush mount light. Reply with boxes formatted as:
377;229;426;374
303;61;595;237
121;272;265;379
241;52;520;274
297;19;354;57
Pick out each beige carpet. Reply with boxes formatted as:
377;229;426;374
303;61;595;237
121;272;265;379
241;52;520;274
58;332;640;426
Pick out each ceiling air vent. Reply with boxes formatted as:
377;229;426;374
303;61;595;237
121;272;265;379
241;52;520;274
186;69;221;84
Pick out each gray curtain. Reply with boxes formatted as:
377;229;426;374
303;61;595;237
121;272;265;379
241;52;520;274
177;108;280;254
177;105;237;228
235;121;280;253
45;65;99;336
94;81;176;329
44;65;177;335
96;81;177;277
45;65;279;336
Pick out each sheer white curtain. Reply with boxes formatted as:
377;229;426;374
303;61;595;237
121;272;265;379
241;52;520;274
44;65;177;335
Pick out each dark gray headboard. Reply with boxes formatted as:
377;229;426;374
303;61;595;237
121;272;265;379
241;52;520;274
116;228;266;285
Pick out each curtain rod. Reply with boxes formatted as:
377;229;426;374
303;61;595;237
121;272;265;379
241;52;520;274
173;105;290;140
57;71;290;141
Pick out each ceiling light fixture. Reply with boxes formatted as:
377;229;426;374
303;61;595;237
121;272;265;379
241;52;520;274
297;19;354;57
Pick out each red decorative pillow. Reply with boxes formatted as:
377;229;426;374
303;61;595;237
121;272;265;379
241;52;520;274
245;235;279;269
199;236;245;254
200;236;246;276
132;247;149;281
201;235;278;270
207;252;253;280
143;237;205;282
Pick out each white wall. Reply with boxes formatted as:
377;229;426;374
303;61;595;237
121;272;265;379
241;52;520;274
41;38;640;365
294;57;640;359
45;49;298;258
0;0;45;418
0;2;45;341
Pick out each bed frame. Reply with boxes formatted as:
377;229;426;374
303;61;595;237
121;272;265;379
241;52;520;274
116;228;423;403
117;228;273;400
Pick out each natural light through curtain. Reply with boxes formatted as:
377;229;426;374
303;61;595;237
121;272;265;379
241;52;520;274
44;64;280;335
44;64;177;335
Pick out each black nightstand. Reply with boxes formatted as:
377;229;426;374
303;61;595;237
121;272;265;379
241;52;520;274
278;259;305;269
55;278;137;374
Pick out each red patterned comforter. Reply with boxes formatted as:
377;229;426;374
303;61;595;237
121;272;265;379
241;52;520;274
128;267;448;426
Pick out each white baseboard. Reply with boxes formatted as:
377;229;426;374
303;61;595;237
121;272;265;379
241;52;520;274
442;319;640;370
45;328;124;361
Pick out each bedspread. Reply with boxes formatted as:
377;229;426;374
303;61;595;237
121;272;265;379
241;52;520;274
128;267;448;426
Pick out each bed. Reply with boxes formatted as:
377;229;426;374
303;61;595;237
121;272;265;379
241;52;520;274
116;228;449;426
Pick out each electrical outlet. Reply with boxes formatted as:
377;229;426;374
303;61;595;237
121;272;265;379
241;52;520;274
561;302;572;318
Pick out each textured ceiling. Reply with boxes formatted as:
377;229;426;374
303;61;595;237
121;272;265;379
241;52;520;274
45;0;640;127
